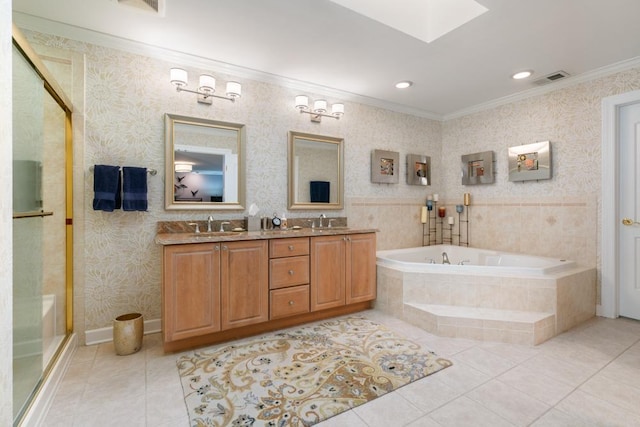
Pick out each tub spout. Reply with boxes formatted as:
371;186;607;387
442;252;450;264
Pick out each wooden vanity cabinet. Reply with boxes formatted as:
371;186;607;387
162;243;221;343
269;237;311;319
161;231;375;352
221;240;269;330
310;233;376;311
162;240;268;346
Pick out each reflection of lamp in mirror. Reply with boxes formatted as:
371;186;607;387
295;95;344;122
170;68;241;104
174;162;192;173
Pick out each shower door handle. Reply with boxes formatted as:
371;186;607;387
13;211;54;219
622;218;639;226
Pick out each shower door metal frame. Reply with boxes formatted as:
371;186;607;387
12;24;74;424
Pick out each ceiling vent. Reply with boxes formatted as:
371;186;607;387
533;70;570;86
117;0;165;15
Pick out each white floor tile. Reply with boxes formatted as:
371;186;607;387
39;311;640;427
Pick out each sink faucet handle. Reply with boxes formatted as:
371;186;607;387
219;221;231;232
319;213;326;228
327;219;335;228
188;222;200;233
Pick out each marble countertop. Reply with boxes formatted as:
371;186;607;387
155;227;378;245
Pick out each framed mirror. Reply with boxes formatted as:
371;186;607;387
165;114;245;210
288;131;344;210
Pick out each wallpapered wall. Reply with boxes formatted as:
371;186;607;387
22;30;640;340
441;68;640;274
25;31;442;339
1;0;14;422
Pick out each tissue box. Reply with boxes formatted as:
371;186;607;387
245;216;260;231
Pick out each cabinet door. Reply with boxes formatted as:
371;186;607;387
163;243;220;342
221;240;269;330
310;235;346;311
346;233;377;304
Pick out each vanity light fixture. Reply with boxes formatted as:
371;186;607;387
295;95;344;122
174;162;192;173
170;68;241;104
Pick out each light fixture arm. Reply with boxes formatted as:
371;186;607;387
174;85;236;102
298;109;340;120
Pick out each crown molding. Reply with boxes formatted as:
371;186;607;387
15;12;639;123
13;12;443;121
443;56;640;121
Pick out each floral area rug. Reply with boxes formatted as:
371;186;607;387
177;316;452;426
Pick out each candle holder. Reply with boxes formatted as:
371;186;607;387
459;196;471;247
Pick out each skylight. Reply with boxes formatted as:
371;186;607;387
329;0;488;43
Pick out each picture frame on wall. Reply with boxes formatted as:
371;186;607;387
407;154;431;186
508;141;552;182
461;150;495;185
371;149;400;184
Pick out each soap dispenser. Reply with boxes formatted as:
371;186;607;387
281;212;288;230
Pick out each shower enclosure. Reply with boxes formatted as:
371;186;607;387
12;29;73;424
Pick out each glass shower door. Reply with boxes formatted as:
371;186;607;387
12;44;46;421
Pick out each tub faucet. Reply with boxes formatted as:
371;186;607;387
318;214;326;228
207;215;214;232
442;252;450;264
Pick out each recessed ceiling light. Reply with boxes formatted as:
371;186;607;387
395;81;413;89
512;70;533;80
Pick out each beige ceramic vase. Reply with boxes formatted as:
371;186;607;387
113;313;143;355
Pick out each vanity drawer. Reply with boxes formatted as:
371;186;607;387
270;237;310;258
270;285;310;319
269;256;309;289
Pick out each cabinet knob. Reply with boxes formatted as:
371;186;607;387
288;300;295;306
222;245;228;251
288;245;294;251
288;270;294;275
214;245;220;251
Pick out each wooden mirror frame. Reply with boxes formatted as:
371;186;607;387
288;131;344;210
165;113;246;210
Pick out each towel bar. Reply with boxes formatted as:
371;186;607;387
89;166;157;176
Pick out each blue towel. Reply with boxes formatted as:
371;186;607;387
92;165;121;212
310;181;330;203
122;166;148;211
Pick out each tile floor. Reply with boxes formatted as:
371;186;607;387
42;310;640;426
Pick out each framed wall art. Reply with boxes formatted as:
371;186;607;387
371;149;399;184
508;141;552;182
461;150;494;185
407;154;430;186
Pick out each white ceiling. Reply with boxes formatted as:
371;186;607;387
12;0;640;119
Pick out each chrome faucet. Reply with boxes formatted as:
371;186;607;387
442;252;450;264
318;214;326;228
219;221;231;232
207;215;214;232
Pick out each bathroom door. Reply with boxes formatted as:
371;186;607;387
619;101;640;320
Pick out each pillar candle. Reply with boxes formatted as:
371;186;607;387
433;193;439;202
420;206;427;223
463;193;471;206
448;216;454;225
438;206;446;218
426;199;433;210
456;204;464;213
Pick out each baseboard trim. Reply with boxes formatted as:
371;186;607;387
20;333;77;427
85;317;161;345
